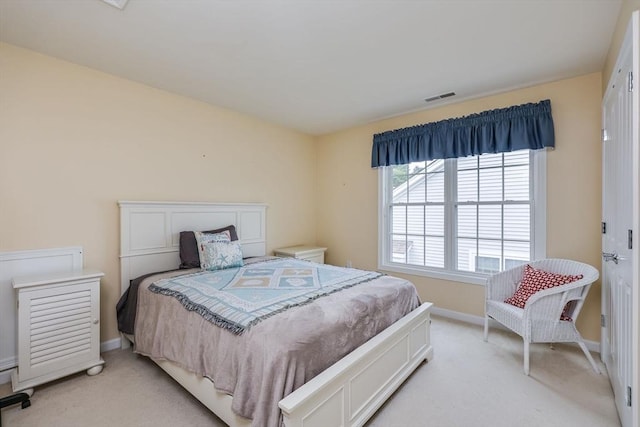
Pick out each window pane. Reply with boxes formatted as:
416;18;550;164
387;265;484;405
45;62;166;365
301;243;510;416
456;238;476;272
475;255;500;273
392;206;406;234
392;234;410;263
457;169;478;202
407;175;425;203
392;165;409;203
479;153;503;168
504;240;530;266
407;206;424;234
478;239;501;262
409;161;426;173
504;150;529;166
479;168;502;201
457;156;477;170
404;161;425;203
406;236;424;266
426;205;444;236
426;236;445;268
504;165;529;201
426;171;445;202
504;205;530;240
478;205;502;239
457;205;477;238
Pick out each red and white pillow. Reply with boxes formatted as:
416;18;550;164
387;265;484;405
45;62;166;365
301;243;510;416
504;264;582;320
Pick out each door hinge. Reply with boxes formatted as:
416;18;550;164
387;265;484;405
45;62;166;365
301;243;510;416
629;71;634;92
601;314;606;327
601;128;606;141
602;222;607;234
627;386;632;407
629;229;633;250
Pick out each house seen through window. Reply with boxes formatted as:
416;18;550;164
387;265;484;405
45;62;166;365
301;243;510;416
379;149;545;284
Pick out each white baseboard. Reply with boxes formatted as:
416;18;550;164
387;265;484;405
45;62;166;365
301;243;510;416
431;306;487;326
0;355;17;387
430;306;601;354
100;338;122;353
0;338;124;385
0;356;16;373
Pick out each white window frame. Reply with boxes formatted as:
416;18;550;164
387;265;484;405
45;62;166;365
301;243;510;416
377;150;547;285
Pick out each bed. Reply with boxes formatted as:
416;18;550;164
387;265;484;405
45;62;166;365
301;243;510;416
117;201;433;427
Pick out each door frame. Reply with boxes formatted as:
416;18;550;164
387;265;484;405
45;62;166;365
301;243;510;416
632;10;640;426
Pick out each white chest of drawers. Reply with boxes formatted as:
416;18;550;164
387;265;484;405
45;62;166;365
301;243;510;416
11;269;105;392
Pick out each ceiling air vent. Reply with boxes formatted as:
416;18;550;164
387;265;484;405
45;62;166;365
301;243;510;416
100;0;129;10
425;92;456;103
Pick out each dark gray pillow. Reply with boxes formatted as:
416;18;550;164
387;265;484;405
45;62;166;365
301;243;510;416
179;225;239;269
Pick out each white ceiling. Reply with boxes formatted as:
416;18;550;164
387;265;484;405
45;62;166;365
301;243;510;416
0;0;622;135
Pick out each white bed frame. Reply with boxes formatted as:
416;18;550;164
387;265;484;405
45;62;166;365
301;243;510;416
119;201;433;427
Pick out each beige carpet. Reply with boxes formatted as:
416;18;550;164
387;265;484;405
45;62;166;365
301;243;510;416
0;316;620;427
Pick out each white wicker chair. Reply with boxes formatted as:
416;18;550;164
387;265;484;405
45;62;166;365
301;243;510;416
483;258;600;375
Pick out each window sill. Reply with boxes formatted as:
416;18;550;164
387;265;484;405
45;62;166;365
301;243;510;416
378;262;488;286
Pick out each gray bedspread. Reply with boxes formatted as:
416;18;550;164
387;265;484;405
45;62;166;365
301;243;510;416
133;260;420;427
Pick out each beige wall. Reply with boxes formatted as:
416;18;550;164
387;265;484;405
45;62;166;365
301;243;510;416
0;43;318;342
316;73;603;342
0;39;608;346
603;0;639;90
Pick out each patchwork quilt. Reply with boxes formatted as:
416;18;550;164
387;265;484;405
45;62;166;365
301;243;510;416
148;258;382;334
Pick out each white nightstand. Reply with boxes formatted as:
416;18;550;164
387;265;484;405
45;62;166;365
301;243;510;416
274;245;327;264
11;269;105;393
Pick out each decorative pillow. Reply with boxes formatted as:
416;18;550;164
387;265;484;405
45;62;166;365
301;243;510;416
200;240;244;271
179;225;239;269
504;264;583;313
194;230;231;268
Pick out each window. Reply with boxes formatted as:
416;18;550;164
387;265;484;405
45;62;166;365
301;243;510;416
378;150;545;285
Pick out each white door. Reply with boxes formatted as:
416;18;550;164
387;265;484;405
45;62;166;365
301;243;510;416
601;11;639;427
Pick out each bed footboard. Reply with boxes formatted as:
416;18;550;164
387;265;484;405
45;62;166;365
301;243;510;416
279;302;433;427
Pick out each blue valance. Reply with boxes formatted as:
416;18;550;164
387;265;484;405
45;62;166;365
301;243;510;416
371;99;555;167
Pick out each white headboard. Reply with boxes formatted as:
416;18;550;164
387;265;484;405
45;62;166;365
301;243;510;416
119;201;267;297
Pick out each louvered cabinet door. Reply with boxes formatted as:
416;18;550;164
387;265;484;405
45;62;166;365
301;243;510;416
12;270;104;391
